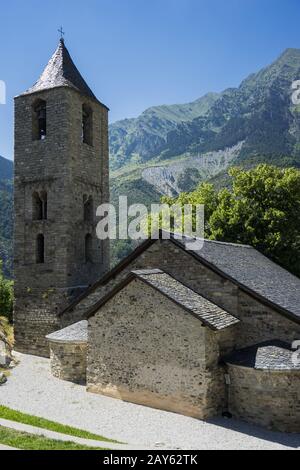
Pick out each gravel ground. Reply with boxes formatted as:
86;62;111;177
0;353;299;450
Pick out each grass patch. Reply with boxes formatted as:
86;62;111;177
0;316;14;346
0;368;10;377
0;426;106;450
0;406;121;444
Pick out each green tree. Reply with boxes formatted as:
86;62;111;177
0;260;13;321
165;164;300;277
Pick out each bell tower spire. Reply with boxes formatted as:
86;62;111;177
13;40;110;357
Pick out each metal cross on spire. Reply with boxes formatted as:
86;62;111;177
58;26;65;41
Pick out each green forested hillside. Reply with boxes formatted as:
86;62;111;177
0;157;13;278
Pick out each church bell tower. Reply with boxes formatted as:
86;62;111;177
14;39;110;356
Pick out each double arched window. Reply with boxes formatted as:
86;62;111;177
32;100;94;144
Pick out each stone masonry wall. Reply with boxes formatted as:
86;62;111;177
49;341;87;384
87;278;226;419
235;290;300;348
14;287;85;357
227;364;300;433
14;85;109;357
62;239;238;326
63;239;300;350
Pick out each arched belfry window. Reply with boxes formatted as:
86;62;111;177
32;99;47;141
82;104;93;146
83;195;94;223
32;191;47;220
85;234;93;263
36;234;45;264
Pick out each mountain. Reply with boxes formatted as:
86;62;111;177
110;48;300;198
0;156;13;180
2;49;300;271
110;92;220;170
0;156;13;278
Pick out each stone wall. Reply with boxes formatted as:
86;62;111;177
48;340;87;384
227;364;300;433
216;326;238;357
87;278;227;419
14;85;109;357
62;239;300;349
235;290;300;348
61;239;239;326
14;287;84;357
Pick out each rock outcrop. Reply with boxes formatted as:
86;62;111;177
142;142;243;196
0;323;13;369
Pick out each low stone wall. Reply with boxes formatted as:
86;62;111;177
48;341;87;384
227;364;300;433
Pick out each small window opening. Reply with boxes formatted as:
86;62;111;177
40;191;48;220
33;191;47;220
82;104;93;146
32;100;47;141
36;234;45;264
85;234;93;263
83;195;94;222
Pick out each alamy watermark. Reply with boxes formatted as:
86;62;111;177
0;80;6;104
96;196;205;250
291;80;300;105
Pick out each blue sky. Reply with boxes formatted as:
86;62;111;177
1;0;300;161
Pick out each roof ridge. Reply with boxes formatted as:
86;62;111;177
171;233;253;249
200;238;252;249
160;230;253;249
59;233;300;326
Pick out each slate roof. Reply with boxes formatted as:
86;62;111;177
174;234;300;323
88;269;240;331
225;340;300;371
20;39;106;106
60;231;300;326
46;320;88;344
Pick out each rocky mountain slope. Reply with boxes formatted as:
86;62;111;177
110;92;219;170
110;48;300;201
141;142;243;197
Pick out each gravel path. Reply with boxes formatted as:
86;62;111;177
0;353;299;450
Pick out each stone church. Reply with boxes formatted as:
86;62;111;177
14;40;300;433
